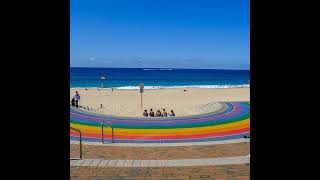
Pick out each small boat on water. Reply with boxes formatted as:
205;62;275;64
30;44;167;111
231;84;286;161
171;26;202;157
101;75;107;80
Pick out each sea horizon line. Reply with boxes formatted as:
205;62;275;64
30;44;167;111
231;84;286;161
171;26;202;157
70;67;250;71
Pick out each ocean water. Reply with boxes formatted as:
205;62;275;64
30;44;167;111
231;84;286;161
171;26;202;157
70;67;250;89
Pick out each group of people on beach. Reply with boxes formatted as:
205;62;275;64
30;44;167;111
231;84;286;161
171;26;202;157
71;91;176;118
143;109;175;117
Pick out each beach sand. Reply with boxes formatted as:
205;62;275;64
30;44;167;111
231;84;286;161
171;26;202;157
70;88;249;117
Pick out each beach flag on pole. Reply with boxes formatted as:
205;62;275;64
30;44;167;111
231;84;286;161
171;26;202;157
101;75;107;88
139;83;144;93
139;83;144;109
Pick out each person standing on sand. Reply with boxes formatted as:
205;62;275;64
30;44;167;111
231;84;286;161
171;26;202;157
73;91;80;108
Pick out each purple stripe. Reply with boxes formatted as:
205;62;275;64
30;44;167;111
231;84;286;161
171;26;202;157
70;103;244;125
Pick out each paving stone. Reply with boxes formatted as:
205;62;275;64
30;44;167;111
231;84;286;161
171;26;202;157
70;142;249;160
70;133;250;179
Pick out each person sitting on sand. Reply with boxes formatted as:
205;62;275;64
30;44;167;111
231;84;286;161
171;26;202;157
143;110;148;117
162;109;168;117
156;110;162;117
169;110;175;117
71;98;76;106
149;109;155;117
73;91;80;108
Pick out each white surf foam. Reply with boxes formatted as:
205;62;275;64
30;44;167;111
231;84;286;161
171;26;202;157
142;68;173;70
114;84;249;90
71;84;249;90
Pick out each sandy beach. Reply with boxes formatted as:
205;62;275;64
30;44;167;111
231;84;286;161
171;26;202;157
70;88;249;117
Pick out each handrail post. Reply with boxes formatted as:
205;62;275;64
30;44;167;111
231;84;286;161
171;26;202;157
79;131;82;159
70;127;82;159
101;122;104;144
112;127;114;143
101;121;114;144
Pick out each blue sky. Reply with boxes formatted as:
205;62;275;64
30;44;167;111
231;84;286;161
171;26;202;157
71;0;250;69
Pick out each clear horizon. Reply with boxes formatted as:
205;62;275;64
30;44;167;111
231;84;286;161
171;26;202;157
71;0;250;70
70;66;250;71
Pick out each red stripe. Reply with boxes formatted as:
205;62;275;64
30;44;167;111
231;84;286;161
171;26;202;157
70;128;250;140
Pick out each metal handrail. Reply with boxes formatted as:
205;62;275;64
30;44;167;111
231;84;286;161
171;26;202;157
70;127;82;159
101;121;114;144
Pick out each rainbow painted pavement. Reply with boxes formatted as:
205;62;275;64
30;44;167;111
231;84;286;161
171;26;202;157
70;102;250;143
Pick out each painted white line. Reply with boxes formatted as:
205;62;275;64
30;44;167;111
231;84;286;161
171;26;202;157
123;160;134;167
115;160;126;167
70;160;77;166
88;159;102;167
70;156;249;168
140;160;150;167
132;160;141;167
149;160;157;167
98;160;109;167
106;160;117;167
72;159;86;166
81;159;94;166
